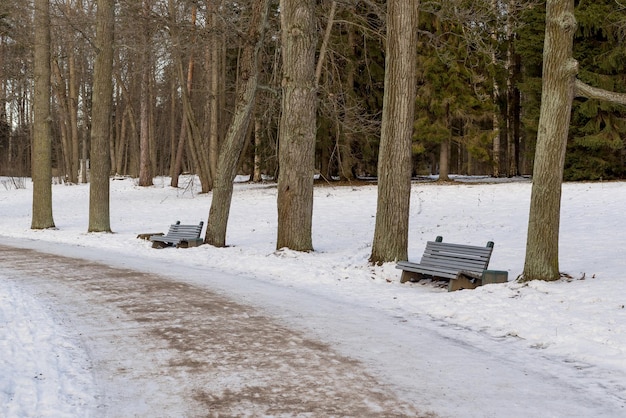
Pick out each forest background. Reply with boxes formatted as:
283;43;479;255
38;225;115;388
2;0;625;184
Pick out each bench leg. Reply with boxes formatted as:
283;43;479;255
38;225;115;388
400;271;424;283
151;241;168;249
176;239;203;248
448;275;481;292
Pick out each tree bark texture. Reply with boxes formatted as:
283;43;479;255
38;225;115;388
276;0;318;252
88;0;114;232
369;0;418;263
523;0;577;281
31;0;55;229
68;48;80;183
51;59;72;181
170;6;196;189
438;137;450;181
204;0;269;247
138;0;153;187
207;0;221;187
138;63;152;186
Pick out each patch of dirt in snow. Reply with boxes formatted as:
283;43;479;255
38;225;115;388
0;245;435;417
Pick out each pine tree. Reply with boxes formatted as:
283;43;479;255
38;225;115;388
413;12;494;179
567;0;626;180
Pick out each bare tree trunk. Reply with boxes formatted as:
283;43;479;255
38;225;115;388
491;0;500;178
252;114;262;182
339;20;357;182
369;0;418;263
138;0;152;186
315;0;337;88
67;25;80;183
81;118;88;182
170;116;186;187
116;106;130;174
176;59;212;192
205;0;270;247
522;0;577;281
206;0;221;185
88;0;114;232
168;67;184;187
51;59;72;181
31;0;55;229
438;137;450;181
506;31;520;177
276;0;318;251
149;75;157;176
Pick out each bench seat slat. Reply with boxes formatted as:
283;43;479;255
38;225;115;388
396;262;459;279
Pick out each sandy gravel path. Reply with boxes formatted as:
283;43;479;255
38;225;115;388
0;244;430;417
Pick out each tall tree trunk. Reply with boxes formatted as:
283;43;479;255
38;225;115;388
168;66;184;187
205;0;270;247
207;0;221;185
438;137;450;181
522;0;577;281
339;20;357;182
66;2;80;185
369;0;418;263
51;59;72;181
116;106;130;174
506;2;521;177
138;0;152;186
252;114;262;182
491;0;501;178
138;65;152;185
176;58;212;192
315;0;337;88
88;0;114;232
276;0;317;251
31;0;55;229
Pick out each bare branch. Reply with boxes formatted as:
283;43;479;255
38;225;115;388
575;79;626;106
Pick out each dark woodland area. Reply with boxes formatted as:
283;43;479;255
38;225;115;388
1;0;624;183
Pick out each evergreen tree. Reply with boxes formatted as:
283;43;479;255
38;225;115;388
413;11;494;179
514;2;546;169
567;0;626;180
516;0;626;180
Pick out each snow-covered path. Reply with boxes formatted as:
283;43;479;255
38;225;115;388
2;239;625;417
0;244;425;417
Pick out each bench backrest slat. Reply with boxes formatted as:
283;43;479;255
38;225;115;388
165;221;203;239
419;240;493;274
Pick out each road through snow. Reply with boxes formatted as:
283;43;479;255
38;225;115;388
1;239;625;417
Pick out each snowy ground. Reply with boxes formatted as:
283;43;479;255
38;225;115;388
1;175;626;417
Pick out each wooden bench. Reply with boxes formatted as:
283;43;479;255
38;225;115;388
149;221;204;248
396;236;494;291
